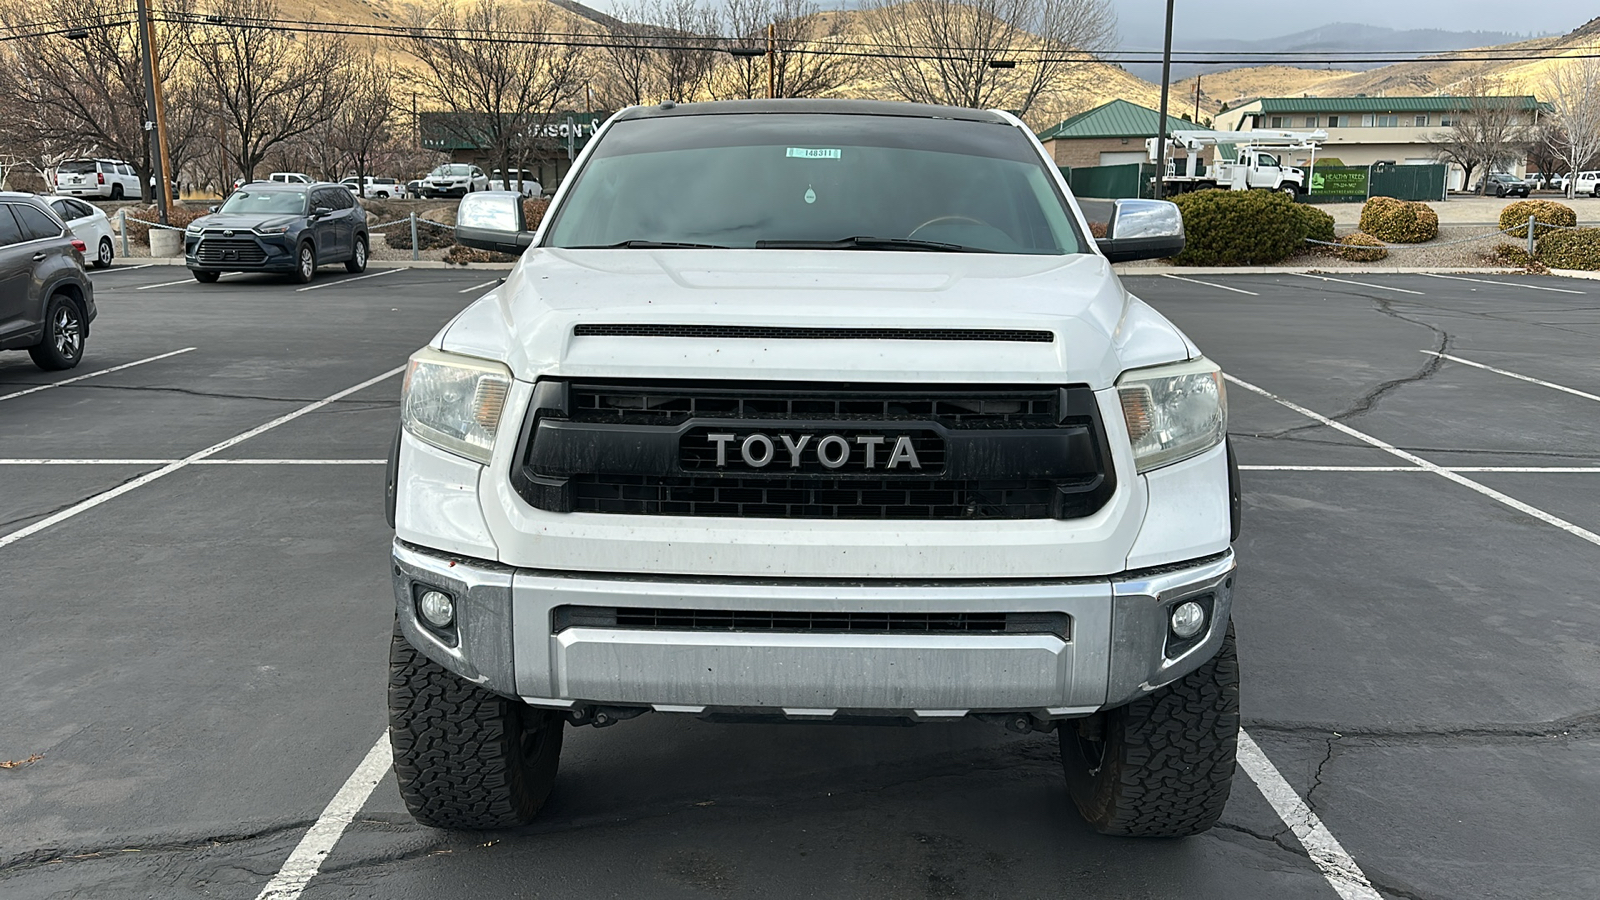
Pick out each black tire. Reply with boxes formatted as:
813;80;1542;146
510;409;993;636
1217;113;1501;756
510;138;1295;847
110;184;124;200
345;236;368;273
191;269;220;283
1278;185;1297;197
29;294;86;371
292;242;316;284
95;237;114;269
1060;623;1240;837
388;625;564;829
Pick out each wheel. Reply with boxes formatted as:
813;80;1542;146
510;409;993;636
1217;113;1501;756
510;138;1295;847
345;236;368;273
95;237;113;269
1060;623;1239;837
377;191;389;199
1495;187;1505;197
1278;185;1297;197
292;242;315;284
29;294;86;371
110;184;124;200
191;269;220;283
388;624;564;829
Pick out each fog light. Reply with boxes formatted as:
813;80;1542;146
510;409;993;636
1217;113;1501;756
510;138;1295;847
418;590;455;628
1170;601;1206;639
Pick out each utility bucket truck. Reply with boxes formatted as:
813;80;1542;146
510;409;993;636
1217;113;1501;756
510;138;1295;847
1146;130;1327;196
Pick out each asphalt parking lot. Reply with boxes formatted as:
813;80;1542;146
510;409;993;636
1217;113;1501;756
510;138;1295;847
3;263;1598;899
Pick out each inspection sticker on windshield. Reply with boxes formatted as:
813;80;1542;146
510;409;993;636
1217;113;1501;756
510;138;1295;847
786;148;841;159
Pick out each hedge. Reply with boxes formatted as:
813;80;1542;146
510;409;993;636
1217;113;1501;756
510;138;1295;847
1358;196;1438;244
380;198;551;252
1171;189;1307;265
1296;204;1336;246
122;207;203;245
1333;233;1387;262
1498;199;1577;239
1537;228;1600;270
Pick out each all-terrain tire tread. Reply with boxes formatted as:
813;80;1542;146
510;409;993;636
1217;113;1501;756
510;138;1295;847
387;626;562;829
1064;624;1240;837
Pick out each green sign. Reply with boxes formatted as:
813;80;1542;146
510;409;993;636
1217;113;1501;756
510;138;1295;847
1309;166;1369;197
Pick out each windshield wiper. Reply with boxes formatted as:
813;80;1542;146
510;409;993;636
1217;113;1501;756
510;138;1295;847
755;236;986;252
569;240;730;249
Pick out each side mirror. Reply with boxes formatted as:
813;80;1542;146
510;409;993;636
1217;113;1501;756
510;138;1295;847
456;191;534;254
313;206;332;217
208;205;219;213
1091;198;1185;263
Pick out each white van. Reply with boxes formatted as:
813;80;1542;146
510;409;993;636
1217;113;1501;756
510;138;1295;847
54;159;143;201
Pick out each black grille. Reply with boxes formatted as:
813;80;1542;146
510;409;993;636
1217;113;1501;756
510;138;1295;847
571;385;1059;429
512;380;1115;521
553;605;1070;639
195;238;267;265
571;474;1059;519
573;324;1054;342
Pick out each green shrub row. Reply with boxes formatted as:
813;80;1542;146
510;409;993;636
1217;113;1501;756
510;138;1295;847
1333;233;1388;262
1170;190;1308;265
1537;228;1600;271
1499;199;1577;239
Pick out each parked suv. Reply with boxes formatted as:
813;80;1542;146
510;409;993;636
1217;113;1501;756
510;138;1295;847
1477;172;1530;197
488;169;542;197
0;193;95;370
419;164;487;198
341;176;405;199
183;183;368;284
54;158;143;201
387;100;1240;839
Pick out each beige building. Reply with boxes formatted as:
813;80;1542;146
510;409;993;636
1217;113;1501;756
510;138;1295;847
1215;96;1547;190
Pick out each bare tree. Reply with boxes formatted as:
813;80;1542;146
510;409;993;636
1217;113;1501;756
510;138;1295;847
594;2;664;108
184;0;349;181
858;0;1114;116
329;45;398;195
648;0;722;103
716;0;857;99
0;0;198;192
406;0;583;191
1543;54;1600;198
1427;76;1534;193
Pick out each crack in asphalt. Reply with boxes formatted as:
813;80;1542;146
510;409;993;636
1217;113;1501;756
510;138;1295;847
0;466;168;532
1243;708;1600;745
0;820;316;875
1256;291;1454;439
1305;736;1338;813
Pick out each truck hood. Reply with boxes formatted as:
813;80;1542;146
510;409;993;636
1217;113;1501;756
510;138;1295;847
437;249;1194;389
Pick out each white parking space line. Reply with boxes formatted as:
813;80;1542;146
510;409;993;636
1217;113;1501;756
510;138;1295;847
1241;465;1600;473
0;365;404;551
0;458;387;465
296;268;408;292
1237;730;1383;900
1426;351;1600;404
1422;273;1584;294
134;273;245;290
0;459;179;465
195;459;387;465
1225;373;1600;549
93;263;155;273
1159;273;1260;296
0;347;196;402
255;733;392;900
458;279;500;294
1293;273;1425;295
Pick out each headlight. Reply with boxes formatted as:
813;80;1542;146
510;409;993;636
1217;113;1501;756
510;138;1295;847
1116;358;1226;472
401;347;513;464
255;223;292;235
186;222;204;234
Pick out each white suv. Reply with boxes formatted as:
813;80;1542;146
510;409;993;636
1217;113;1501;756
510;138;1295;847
54;159;143;201
388;100;1237;839
489;169;542;197
1575;171;1600;197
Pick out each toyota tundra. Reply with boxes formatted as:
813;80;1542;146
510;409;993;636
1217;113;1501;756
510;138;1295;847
385;100;1242;838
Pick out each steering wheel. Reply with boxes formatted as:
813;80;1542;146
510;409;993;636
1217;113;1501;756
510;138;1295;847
908;215;990;238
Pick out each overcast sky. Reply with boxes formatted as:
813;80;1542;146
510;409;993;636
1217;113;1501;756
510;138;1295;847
1113;1;1589;48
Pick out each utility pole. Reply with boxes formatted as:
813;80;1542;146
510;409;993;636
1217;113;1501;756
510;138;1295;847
1193;74;1202;123
133;0;172;222
1152;0;1175;200
767;24;775;100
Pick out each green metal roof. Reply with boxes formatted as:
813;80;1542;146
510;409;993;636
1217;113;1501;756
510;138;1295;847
1256;95;1543;114
1036;99;1210;141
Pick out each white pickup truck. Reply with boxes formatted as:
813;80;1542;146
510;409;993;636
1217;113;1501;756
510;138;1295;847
385;99;1241;838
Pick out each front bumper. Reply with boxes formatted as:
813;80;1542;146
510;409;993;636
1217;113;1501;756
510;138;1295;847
184;232;297;272
422;183;470;197
392;540;1235;720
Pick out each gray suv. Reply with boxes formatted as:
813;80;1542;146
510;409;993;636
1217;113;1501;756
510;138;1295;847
184;183;369;284
0;193;96;371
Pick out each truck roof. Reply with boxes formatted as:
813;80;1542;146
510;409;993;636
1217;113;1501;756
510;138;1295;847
613;99;1011;125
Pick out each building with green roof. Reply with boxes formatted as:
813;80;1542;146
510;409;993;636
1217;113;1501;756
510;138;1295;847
1215;95;1547;188
1036;99;1212;169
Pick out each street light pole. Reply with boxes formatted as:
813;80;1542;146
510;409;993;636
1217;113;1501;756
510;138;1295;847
1152;0;1175;200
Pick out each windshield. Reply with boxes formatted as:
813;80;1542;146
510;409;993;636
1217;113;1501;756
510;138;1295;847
58;161;98;175
544;114;1083;254
219;190;307;215
433;165;473;177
